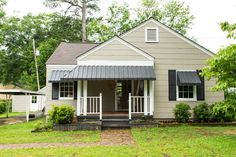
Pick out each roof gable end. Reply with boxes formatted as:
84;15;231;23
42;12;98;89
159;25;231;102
121;18;215;57
76;36;155;61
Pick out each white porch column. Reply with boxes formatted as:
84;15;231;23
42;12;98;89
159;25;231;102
99;93;102;120
129;93;131;120
83;80;87;116
77;80;82;116
144;80;148;116
149;80;154;115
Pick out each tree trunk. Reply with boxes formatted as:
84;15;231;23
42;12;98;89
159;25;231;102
82;0;87;43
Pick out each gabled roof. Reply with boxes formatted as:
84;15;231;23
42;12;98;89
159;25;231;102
47;18;215;66
121;18;215;56
46;42;98;65
76;36;155;61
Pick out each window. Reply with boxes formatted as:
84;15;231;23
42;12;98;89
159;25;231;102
145;28;159;42
177;85;196;101
32;96;37;104
59;82;74;99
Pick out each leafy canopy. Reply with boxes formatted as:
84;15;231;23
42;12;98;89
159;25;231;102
202;22;236;91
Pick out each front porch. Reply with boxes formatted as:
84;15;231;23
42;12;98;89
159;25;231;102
76;80;155;120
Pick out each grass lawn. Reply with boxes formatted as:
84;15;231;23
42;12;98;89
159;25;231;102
0;112;25;118
0;119;100;144
0;121;235;157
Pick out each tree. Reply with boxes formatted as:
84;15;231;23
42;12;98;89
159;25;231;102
88;0;194;43
137;0;194;35
202;22;236;91
44;0;100;42
0;13;82;90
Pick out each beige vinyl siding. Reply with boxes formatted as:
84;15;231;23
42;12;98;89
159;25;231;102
45;66;76;114
122;20;224;119
82;39;148;61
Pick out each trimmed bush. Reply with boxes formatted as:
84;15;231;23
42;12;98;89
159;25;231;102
174;103;191;123
211;99;236;122
193;102;210;122
49;105;75;124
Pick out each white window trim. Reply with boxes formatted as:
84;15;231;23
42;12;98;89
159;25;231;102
59;82;74;100
176;85;197;101
31;96;38;104
176;70;198;101
145;27;159;43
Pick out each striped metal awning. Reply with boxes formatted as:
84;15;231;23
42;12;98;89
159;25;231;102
177;71;202;85
49;70;69;82
49;66;156;82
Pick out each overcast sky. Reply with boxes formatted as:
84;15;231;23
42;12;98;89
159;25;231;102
4;0;236;53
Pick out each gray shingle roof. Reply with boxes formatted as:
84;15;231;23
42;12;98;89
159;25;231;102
46;42;98;65
177;71;202;85
49;66;156;82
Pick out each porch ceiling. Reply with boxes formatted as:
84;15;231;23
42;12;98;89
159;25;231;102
50;66;156;82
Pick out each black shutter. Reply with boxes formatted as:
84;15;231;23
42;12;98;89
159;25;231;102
74;81;77;100
197;70;205;101
52;83;59;100
168;70;176;101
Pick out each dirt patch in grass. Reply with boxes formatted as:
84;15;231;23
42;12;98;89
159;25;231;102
101;129;135;146
224;130;236;135
194;128;219;136
73;134;88;138
163;153;171;157
0;129;135;149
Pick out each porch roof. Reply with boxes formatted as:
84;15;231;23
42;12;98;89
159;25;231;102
49;66;156;82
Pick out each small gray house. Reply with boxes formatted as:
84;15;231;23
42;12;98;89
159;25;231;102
45;18;223;121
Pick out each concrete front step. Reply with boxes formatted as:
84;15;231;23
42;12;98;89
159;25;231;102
102;119;130;129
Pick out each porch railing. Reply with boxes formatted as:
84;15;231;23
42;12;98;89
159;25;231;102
79;93;102;120
129;93;150;119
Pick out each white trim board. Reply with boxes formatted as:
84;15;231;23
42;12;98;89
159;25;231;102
121;18;215;57
77;60;154;66
76;36;155;61
46;65;77;69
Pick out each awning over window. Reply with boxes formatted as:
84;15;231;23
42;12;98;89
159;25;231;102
49;66;156;82
49;70;69;82
177;71;202;85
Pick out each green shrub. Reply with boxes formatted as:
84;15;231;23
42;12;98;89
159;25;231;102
173;103;191;123
211;99;236;122
33;120;53;132
193;102;210;122
0;101;6;114
49;105;75;124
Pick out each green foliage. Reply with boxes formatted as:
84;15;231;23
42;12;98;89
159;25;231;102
193;102;210;122
88;0;194;42
211;99;236;122
49;105;75;124
220;22;236;39
137;0;194;35
202;22;236;91
0;13;82;90
173;103;191;122
33;120;53;132
202;44;236;91
44;0;100;17
0;100;6;114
